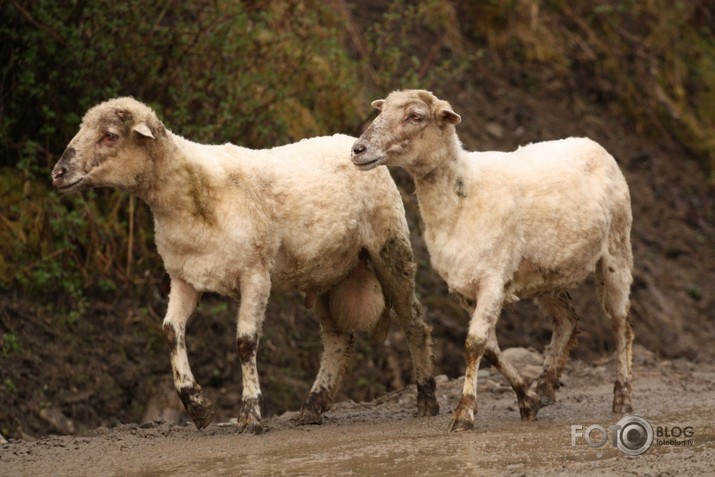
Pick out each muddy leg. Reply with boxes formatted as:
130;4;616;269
450;281;507;431
533;292;579;406
373;236;439;417
162;277;215;429
483;331;542;421
597;258;634;414
609;312;634;413
235;270;271;434
295;295;355;425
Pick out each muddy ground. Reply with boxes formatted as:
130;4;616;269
2;347;714;476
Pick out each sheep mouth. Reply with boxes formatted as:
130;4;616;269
351;156;384;171
56;178;84;193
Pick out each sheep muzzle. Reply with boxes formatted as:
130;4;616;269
52;147;85;192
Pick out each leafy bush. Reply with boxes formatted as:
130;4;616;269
362;0;470;94
459;0;715;177
0;0;362;311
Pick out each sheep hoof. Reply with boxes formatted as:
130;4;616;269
237;414;267;434
449;396;476;432
237;397;264;434
612;381;633;414
518;390;542;421
534;380;557;407
416;377;440;416
190;404;215;430
239;421;268;435
294;389;329;425
178;385;215;429
293;409;323;426
448;411;475;432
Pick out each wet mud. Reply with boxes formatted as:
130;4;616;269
3;350;714;476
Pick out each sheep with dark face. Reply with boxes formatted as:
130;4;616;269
352;90;634;432
52;97;439;433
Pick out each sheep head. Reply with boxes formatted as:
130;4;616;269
351;90;461;174
52;97;165;194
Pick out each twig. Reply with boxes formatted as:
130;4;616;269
126;195;135;278
19;248;68;275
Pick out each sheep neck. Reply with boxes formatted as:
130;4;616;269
137;133;214;225
410;134;466;233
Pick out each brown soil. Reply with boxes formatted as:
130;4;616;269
2;349;715;476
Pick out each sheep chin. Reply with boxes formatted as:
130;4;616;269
55;176;87;194
351;155;385;170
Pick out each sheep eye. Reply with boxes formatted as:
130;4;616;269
101;132;118;145
407;113;424;122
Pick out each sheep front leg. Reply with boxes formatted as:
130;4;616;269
295;295;355;425
235;271;271;434
163;277;215;429
450;300;492;432
449;283;541;431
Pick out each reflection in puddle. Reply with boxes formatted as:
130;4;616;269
137;407;715;476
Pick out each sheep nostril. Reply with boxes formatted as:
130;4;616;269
352;143;366;155
52;166;66;180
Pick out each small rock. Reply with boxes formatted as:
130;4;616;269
141;382;185;426
435;374;449;384
522;365;543;380
485;122;504;139
39;407;75;435
0;432;7;444
632;344;657;366
477;369;490;379
502;347;543;369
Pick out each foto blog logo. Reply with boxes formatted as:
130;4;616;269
571;415;654;456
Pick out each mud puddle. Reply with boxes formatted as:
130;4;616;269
2;358;715;476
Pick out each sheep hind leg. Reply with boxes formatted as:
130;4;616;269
373;236;439;417
295;294;354;425
596;258;634;414
163;277;215;429
533;292;579;407
483;330;542;421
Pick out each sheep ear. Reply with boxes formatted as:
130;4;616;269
132;122;155;139
439;108;461;125
371;99;385;111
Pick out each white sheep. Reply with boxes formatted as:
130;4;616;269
351;90;634;432
51;97;439;433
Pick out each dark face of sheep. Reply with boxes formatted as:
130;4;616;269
351;89;461;172
52;98;162;194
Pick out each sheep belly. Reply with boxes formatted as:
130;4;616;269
506;258;597;302
271;234;363;292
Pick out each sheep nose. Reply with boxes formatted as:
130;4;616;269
52;165;66;180
352;143;366;155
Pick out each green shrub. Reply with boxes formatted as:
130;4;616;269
0;0;361;309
